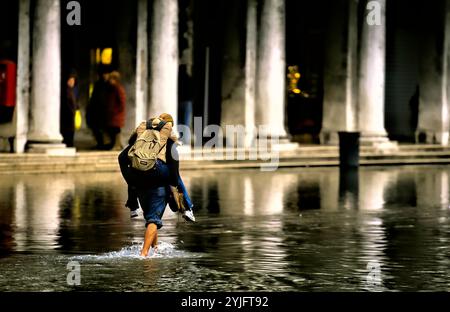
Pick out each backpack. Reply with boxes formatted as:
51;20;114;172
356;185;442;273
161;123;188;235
127;119;167;171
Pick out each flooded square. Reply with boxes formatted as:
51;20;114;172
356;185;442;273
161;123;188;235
0;166;449;291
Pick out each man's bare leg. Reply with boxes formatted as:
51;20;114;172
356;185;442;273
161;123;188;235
140;223;157;257
152;230;158;253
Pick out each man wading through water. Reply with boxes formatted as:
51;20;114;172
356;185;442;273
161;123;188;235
118;113;195;257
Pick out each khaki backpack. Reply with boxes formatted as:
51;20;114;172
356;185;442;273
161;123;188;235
128;119;167;171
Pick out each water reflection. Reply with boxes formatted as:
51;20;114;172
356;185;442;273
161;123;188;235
179;170;298;287
0;166;450;291
0;183;14;256
0;173;131;254
56;175;130;253
384;171;417;208
359;170;393;211
339;168;358;210
24;177;73;250
319;169;339;211
415;169;449;209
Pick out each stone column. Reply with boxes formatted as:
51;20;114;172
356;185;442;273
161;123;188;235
14;0;31;153
117;1;136;137
358;0;390;144
149;0;178;122
255;0;287;139
417;1;450;145
179;1;194;76
321;0;358;144
135;0;148;126
244;0;257;147
27;0;65;150
134;0;148;125
220;0;256;148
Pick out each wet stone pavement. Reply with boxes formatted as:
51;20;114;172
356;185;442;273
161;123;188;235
0;166;449;291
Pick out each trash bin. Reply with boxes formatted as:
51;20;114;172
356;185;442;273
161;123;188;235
338;132;360;168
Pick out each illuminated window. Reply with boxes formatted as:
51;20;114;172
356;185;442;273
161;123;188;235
101;48;113;65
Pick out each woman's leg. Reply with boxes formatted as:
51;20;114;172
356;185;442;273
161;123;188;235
118;145;131;182
175;175;195;222
126;186;139;212
177;175;193;210
156;160;191;212
118;146;139;212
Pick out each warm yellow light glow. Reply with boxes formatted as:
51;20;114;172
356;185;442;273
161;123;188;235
287;65;303;96
74;110;82;130
101;48;113;65
95;48;101;64
89;83;94;98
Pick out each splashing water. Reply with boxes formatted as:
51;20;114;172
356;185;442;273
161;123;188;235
71;241;192;261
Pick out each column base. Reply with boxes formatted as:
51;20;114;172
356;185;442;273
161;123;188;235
321;131;398;151
416;130;449;146
360;133;398;152
223;130;256;149
320;131;339;145
270;138;299;152
14;136;28;153
255;135;299;151
359;132;389;144
27;143;76;156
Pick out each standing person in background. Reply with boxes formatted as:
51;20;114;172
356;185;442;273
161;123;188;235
105;71;126;151
409;85;419;142
87;69;110;149
60;70;79;147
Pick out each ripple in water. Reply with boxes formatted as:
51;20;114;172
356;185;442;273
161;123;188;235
71;242;192;261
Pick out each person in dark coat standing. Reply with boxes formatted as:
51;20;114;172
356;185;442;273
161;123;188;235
60;71;79;147
87;70;109;149
105;71;126;150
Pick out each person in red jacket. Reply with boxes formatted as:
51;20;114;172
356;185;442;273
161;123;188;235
105;71;126;150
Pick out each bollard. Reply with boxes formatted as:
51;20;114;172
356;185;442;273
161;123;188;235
338;132;360;168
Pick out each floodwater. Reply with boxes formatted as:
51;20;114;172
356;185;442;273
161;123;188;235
0;166;449;291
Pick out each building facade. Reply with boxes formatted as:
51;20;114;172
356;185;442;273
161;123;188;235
0;0;449;153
